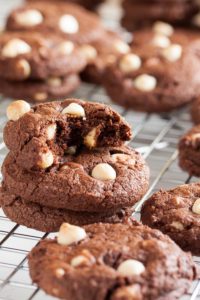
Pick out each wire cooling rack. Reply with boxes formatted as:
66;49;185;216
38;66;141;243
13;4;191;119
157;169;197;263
0;1;200;299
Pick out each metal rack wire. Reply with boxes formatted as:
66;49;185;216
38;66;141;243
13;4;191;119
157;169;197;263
0;1;200;299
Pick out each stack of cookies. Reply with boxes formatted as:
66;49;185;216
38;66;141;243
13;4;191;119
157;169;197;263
0;1;108;101
103;22;200;112
121;0;199;31
0;32;87;102
0;98;149;232
0;0;131;99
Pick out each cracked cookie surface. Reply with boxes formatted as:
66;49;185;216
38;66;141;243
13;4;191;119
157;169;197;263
1;146;149;212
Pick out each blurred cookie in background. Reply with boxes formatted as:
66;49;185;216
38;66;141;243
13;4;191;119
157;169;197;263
121;0;199;31
0;75;80;102
103;24;200;112
191;97;200;124
0;31;87;100
80;31;130;84
0;32;86;81
26;0;104;11
179;125;200;177
6;1;106;44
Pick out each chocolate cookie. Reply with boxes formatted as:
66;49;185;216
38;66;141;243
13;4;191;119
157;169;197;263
26;0;103;11
6;2;105;45
4;99;132;170
81;31;130;84
0;190;133;232
103;25;200;112
179;125;200;177
141;183;200;254
0;32;86;81
28;222;199;300
191;97;200;124
1;146;149;213
0;75;80;102
122;0;199;31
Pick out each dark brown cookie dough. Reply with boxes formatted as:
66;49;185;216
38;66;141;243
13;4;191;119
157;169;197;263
121;0;199;31
6;2;105;45
1;146;149;212
179;125;200;177
81;31;130;85
0;31;86;81
0;190;133;232
4;99;132;169
103;26;200;113
191;97;200;124
0;75;80;102
28;222;199;300
141;183;200;255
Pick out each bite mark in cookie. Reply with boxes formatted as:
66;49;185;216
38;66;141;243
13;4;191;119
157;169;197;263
4;99;132;170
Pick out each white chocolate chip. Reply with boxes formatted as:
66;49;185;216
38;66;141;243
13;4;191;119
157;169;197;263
52;288;59;296
114;40;130;54
1;39;31;58
56;41;74;55
16;59;31;78
66;146;77;155
62;103;85;117
71;255;89;267
80;45;97;63
162;44;182;62
173;196;183;205
47;77;62;87
46;124;57;140
152;34;170;48
59;14;79;34
171;221;184;230
55;268;65;278
57;223;87;246
15;9;43;27
38;151;54;169
84;127;98;148
7;100;31;121
153;21;174;37
190;133;200;147
134;74;157;92
192;198;200;214
117;259;145;277
91;163;116;181
111;154;135;165
34;92;48;102
119;54;141;73
112;285;141;300
192;13;200;26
